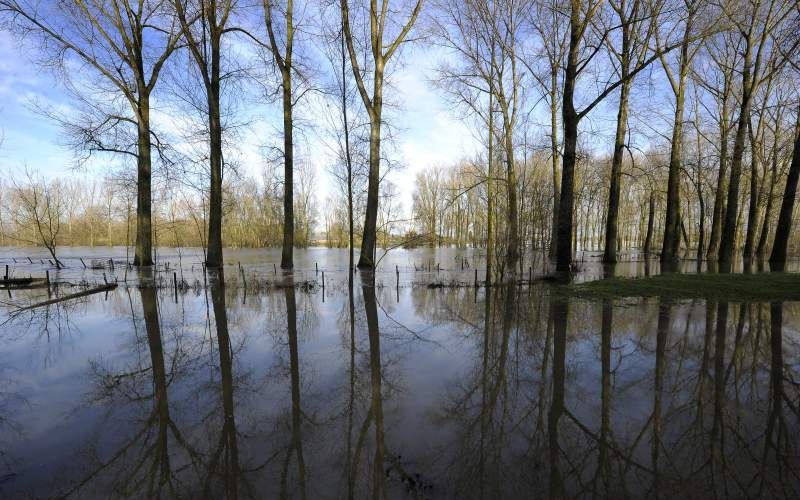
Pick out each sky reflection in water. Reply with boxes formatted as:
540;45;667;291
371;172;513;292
0;248;798;499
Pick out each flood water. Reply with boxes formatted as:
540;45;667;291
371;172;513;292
1;247;799;499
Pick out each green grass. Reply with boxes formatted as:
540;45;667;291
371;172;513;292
568;272;800;301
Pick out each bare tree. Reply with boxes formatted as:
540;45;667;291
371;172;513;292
769;103;800;269
527;0;568;260
263;0;298;269
0;0;182;266
7;169;64;267
601;0;654;263
554;0;677;274
718;0;793;271
340;0;424;269
657;0;703;266
172;0;237;268
697;31;739;260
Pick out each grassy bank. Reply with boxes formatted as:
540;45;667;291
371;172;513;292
569;272;800;301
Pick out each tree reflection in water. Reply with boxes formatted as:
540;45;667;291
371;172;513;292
0;277;798;499
207;270;241;499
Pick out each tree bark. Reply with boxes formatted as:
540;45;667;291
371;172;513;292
661;70;687;265
206;30;224;268
555;4;580;274
502;112;519;271
134;91;154;267
281;67;295;269
358;73;383;269
742;155;760;260
660;7;695;266
769;109;800;269
707;84;730;259
643;190;655;256
756;132;779;259
718;40;755;272
603;75;631;263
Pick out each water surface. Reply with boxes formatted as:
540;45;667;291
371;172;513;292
1;247;798;499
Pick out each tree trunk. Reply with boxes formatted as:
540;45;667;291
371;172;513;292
769;109;800;269
707;90;730;259
206;49;224;268
603;75;631;263
697;187;705;267
358;111;382;269
549;75;560;260
661;76;686;265
134;90;154;267
357;56;384;269
281;67;295;269
555;8;580;275
719;36;757;272
486;91;495;285
644;190;655;255
742;155;760;260
341;30;354;270
503;113;519;272
756;140;778;259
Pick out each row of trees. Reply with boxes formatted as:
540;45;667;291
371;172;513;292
0;0;798;276
411;114;799;272
422;0;799;278
0;0;423;271
0;165;318;254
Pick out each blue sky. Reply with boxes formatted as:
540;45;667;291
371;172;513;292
0;31;75;176
0;23;669;218
0;29;486;215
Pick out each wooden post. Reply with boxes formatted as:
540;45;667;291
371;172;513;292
109;259;114;271
474;269;478;288
273;263;277;275
396;265;399;288
529;266;532;283
322;271;325;289
4;265;7;280
316;262;318;273
45;270;50;284
173;272;178;302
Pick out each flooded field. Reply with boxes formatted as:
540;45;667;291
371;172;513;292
1;247;799;499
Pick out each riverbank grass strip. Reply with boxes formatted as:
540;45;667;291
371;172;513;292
569;272;800;301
